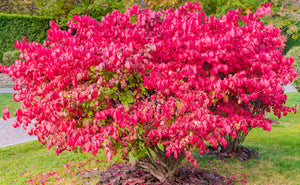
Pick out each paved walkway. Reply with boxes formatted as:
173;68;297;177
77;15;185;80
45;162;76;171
0;87;36;148
284;84;298;93
0;88;17;93
0;118;37;148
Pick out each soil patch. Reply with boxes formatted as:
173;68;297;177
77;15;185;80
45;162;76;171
94;163;233;185
204;145;258;161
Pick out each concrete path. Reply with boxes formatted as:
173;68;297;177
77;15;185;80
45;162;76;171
284;84;298;93
0;118;37;148
0;88;17;93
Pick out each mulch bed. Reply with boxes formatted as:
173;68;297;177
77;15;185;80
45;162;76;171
78;146;258;184
204;145;258;161
95;163;233;185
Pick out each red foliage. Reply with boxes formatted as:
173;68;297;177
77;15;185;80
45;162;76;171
1;2;297;166
3;107;10;120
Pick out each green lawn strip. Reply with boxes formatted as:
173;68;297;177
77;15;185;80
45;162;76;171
282;92;300;107
0;93;20;118
0;140;118;185
267;92;300;123
268;108;300;123
193;121;300;184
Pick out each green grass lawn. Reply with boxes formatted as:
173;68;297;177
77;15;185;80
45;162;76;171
267;92;300;123
0;93;20;118
0;141;120;184
0;92;299;184
194;121;300;184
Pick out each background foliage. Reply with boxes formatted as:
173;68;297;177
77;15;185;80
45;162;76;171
0;14;50;65
0;0;38;15
199;0;269;18
267;0;300;39
36;0;126;28
129;0;269;15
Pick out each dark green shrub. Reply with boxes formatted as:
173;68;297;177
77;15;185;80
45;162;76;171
2;50;21;67
0;13;51;65
283;36;300;55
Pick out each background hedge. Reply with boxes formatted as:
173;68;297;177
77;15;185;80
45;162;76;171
0;13;51;65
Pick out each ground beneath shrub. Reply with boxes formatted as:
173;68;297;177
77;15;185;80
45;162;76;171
94;163;233;185
204;145;258;161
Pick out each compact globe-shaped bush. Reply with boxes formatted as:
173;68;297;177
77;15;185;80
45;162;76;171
2;50;21;67
1;2;297;181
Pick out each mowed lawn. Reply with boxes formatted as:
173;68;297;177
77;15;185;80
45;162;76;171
0;92;299;184
0;93;19;118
